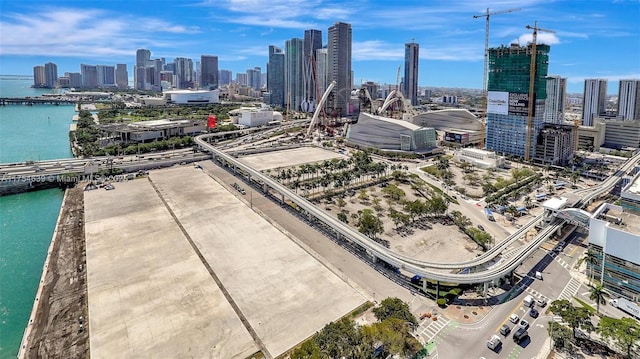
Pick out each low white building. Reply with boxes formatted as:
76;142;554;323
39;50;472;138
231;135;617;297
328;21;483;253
164;89;219;104
453;148;505;169
228;106;281;127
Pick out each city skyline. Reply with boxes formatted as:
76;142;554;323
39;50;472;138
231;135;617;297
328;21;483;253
1;0;639;93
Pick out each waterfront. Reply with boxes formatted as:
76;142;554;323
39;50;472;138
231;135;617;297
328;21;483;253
0;76;74;358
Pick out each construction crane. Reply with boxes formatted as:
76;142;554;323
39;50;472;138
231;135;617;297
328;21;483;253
474;7;521;147
524;22;556;162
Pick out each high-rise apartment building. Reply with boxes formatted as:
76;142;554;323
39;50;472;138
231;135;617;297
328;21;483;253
80;64;98;88
544;75;566;124
286;38;304;112
174;57;194;89
268;45;286;107
33;66;45;87
135;49;151;90
486;43;550;159
201;55;219;89
44;62;58;88
219;70;232;86
315;48;328;98
236;73;247;86
304;29;323;106
583;79;607;126
328;22;352;116
97;65;115;87
115;64;128;89
618;79;640;121
404;42;419;106
247;67;262;90
66;72;82;88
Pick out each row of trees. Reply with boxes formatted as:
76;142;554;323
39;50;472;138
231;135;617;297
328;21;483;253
549;299;640;358
290;298;422;359
449;210;492;249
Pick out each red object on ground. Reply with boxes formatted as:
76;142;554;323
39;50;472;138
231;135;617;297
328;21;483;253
207;115;217;129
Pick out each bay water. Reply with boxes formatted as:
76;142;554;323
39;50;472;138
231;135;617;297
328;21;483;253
0;76;74;358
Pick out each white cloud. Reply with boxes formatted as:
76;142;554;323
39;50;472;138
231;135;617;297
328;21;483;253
513;33;561;46
352;40;483;62
0;7;198;58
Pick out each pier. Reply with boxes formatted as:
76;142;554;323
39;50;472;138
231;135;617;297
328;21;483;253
0;97;76;106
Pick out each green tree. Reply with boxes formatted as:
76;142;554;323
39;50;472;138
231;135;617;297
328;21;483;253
313;318;363;358
404;199;426;222
382;184;406;201
337;212;348;224
372;297;418;327
588;283;610;315
358;209;384;239
598;316;640;358
358;188;370;202
547;321;572;351
578;249;598;285
290;340;322;359
549;299;594;339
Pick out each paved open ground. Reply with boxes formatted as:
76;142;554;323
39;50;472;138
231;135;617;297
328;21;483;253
84;179;258;359
149;166;365;357
239;147;345;171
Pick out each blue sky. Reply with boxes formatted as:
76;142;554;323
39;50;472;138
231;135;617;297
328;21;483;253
0;0;638;93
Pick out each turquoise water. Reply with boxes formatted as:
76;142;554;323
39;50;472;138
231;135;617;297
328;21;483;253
0;189;64;358
0;76;74;358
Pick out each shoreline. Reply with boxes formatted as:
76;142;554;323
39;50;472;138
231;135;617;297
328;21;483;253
17;184;89;358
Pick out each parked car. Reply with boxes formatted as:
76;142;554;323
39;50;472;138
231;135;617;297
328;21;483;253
529;308;539;318
478;224;485;231
519;319;530;329
536;298;548;307
500;324;511;336
509;314;519;324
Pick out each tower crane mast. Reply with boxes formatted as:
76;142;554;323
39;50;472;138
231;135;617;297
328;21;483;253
474;7;521;147
524;22;555;162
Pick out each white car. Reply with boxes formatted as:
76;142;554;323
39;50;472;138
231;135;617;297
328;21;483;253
519;319;530;329
509;313;519;324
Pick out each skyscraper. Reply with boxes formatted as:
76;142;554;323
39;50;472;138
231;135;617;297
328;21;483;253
328;22;352;116
304;29;323;107
485;43;550;159
618;79;640;120
544;75;566;124
247;67;261;90
582;79;607;126
315;48;328;98
285;38;304;112
135;49;151;90
219;70;232;86
33;66;45;87
201;55;219;89
115;64;128;89
44;62;58;88
96;65;115;87
404;42;419;106
80;64;98;88
174;57;194;89
268;45;285;107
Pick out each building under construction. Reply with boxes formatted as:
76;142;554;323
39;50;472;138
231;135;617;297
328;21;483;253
485;43;550;159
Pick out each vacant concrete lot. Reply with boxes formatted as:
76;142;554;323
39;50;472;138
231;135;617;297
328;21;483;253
239;147;345;171
150;166;365;357
84;179;258;359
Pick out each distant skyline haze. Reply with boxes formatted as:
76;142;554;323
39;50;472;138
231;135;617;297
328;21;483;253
0;0;638;93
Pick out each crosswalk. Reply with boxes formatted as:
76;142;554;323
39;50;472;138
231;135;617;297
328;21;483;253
558;276;582;301
415;315;453;344
548;251;572;270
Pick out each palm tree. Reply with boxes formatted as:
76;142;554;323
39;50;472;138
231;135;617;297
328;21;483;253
578;249;599;284
588;283;610;315
523;195;532;209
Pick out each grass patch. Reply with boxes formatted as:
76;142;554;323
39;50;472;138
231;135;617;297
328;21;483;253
349;301;374;318
573;297;597;314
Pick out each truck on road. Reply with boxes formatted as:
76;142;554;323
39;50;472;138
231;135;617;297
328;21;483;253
523;295;534;307
609;297;640;319
487;334;502;351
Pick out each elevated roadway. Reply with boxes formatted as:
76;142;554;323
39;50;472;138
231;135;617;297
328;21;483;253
202;135;640;284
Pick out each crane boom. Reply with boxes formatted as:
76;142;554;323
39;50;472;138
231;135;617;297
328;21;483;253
524;21;555;162
474;7;521;148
